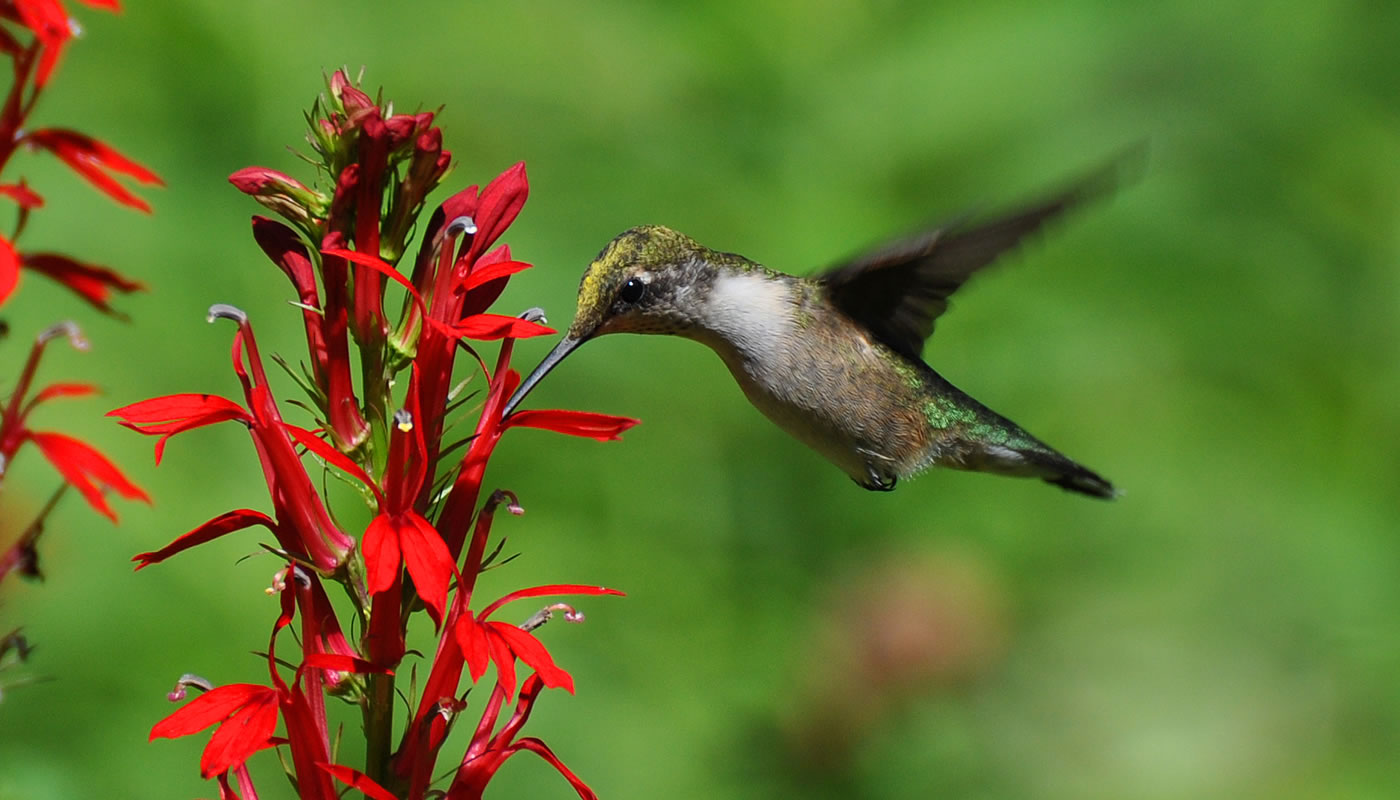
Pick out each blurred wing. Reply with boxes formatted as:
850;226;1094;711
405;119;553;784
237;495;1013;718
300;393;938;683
819;147;1143;361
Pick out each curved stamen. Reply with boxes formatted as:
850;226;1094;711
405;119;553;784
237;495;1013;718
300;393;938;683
37;320;86;350
445;215;477;237
206;303;248;325
166;673;214;702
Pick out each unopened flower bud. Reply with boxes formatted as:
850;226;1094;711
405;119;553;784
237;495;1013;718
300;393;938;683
228;167;320;226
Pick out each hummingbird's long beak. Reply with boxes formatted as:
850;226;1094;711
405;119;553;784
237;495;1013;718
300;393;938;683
500;335;587;418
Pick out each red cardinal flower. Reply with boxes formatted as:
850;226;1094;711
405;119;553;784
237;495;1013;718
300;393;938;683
280;372;456;626
457;585;624;700
152;576;387;784
0;322;148;521
151;681;280;779
130;73;640;800
24;431;147;520
109;306;355;572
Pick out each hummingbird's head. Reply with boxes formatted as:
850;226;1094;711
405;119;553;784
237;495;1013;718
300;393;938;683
566;224;712;340
502;224;734;416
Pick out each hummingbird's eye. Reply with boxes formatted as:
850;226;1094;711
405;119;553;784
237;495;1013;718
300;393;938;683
619;277;646;304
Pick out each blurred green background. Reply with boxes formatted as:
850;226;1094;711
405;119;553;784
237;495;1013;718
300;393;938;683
2;0;1398;797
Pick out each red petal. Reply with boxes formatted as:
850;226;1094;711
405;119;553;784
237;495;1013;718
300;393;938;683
200;692;280;778
317;764;399;800
301;653;390;676
54;151;149;210
250;217;317;303
322;246;452;341
486;629;519;700
456;618;491;684
27;129;161;211
362;515;401;596
506;409;640;442
108;393;249;463
453;313;554;340
459;259;530;293
14;1;70;86
76;0;121;9
509;737;600;800
480;584;625;621
150;683;274;739
472;162;529;253
28;129;162;185
22;252;145;314
133;508;275;570
30;382;97;405
489;622;575;694
108;392;246;424
33;41;64;88
281;423;383;506
27;431;149;520
396;513;453;624
0;235;18;306
0;182;43;209
457;244;514;316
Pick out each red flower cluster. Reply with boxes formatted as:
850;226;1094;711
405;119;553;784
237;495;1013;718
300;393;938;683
0;0;161;313
114;72;636;798
0;0;157;693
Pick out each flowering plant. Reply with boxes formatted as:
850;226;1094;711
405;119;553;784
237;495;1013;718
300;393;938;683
113;71;636;798
0;0;158;687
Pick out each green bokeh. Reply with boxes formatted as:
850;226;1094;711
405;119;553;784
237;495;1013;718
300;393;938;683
2;1;1397;798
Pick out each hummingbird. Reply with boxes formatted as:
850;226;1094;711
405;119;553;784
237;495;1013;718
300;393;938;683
502;155;1135;498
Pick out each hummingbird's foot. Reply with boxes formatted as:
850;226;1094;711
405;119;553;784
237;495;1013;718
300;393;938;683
857;462;898;492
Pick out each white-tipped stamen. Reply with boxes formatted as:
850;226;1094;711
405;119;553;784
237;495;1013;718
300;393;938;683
38;321;86;351
207;303;247;324
290;566;312;588
519;602;583;632
446;215;477;237
486;489;522;516
167;673;214;702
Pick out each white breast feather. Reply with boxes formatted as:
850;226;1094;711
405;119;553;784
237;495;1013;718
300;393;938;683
702;272;794;364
